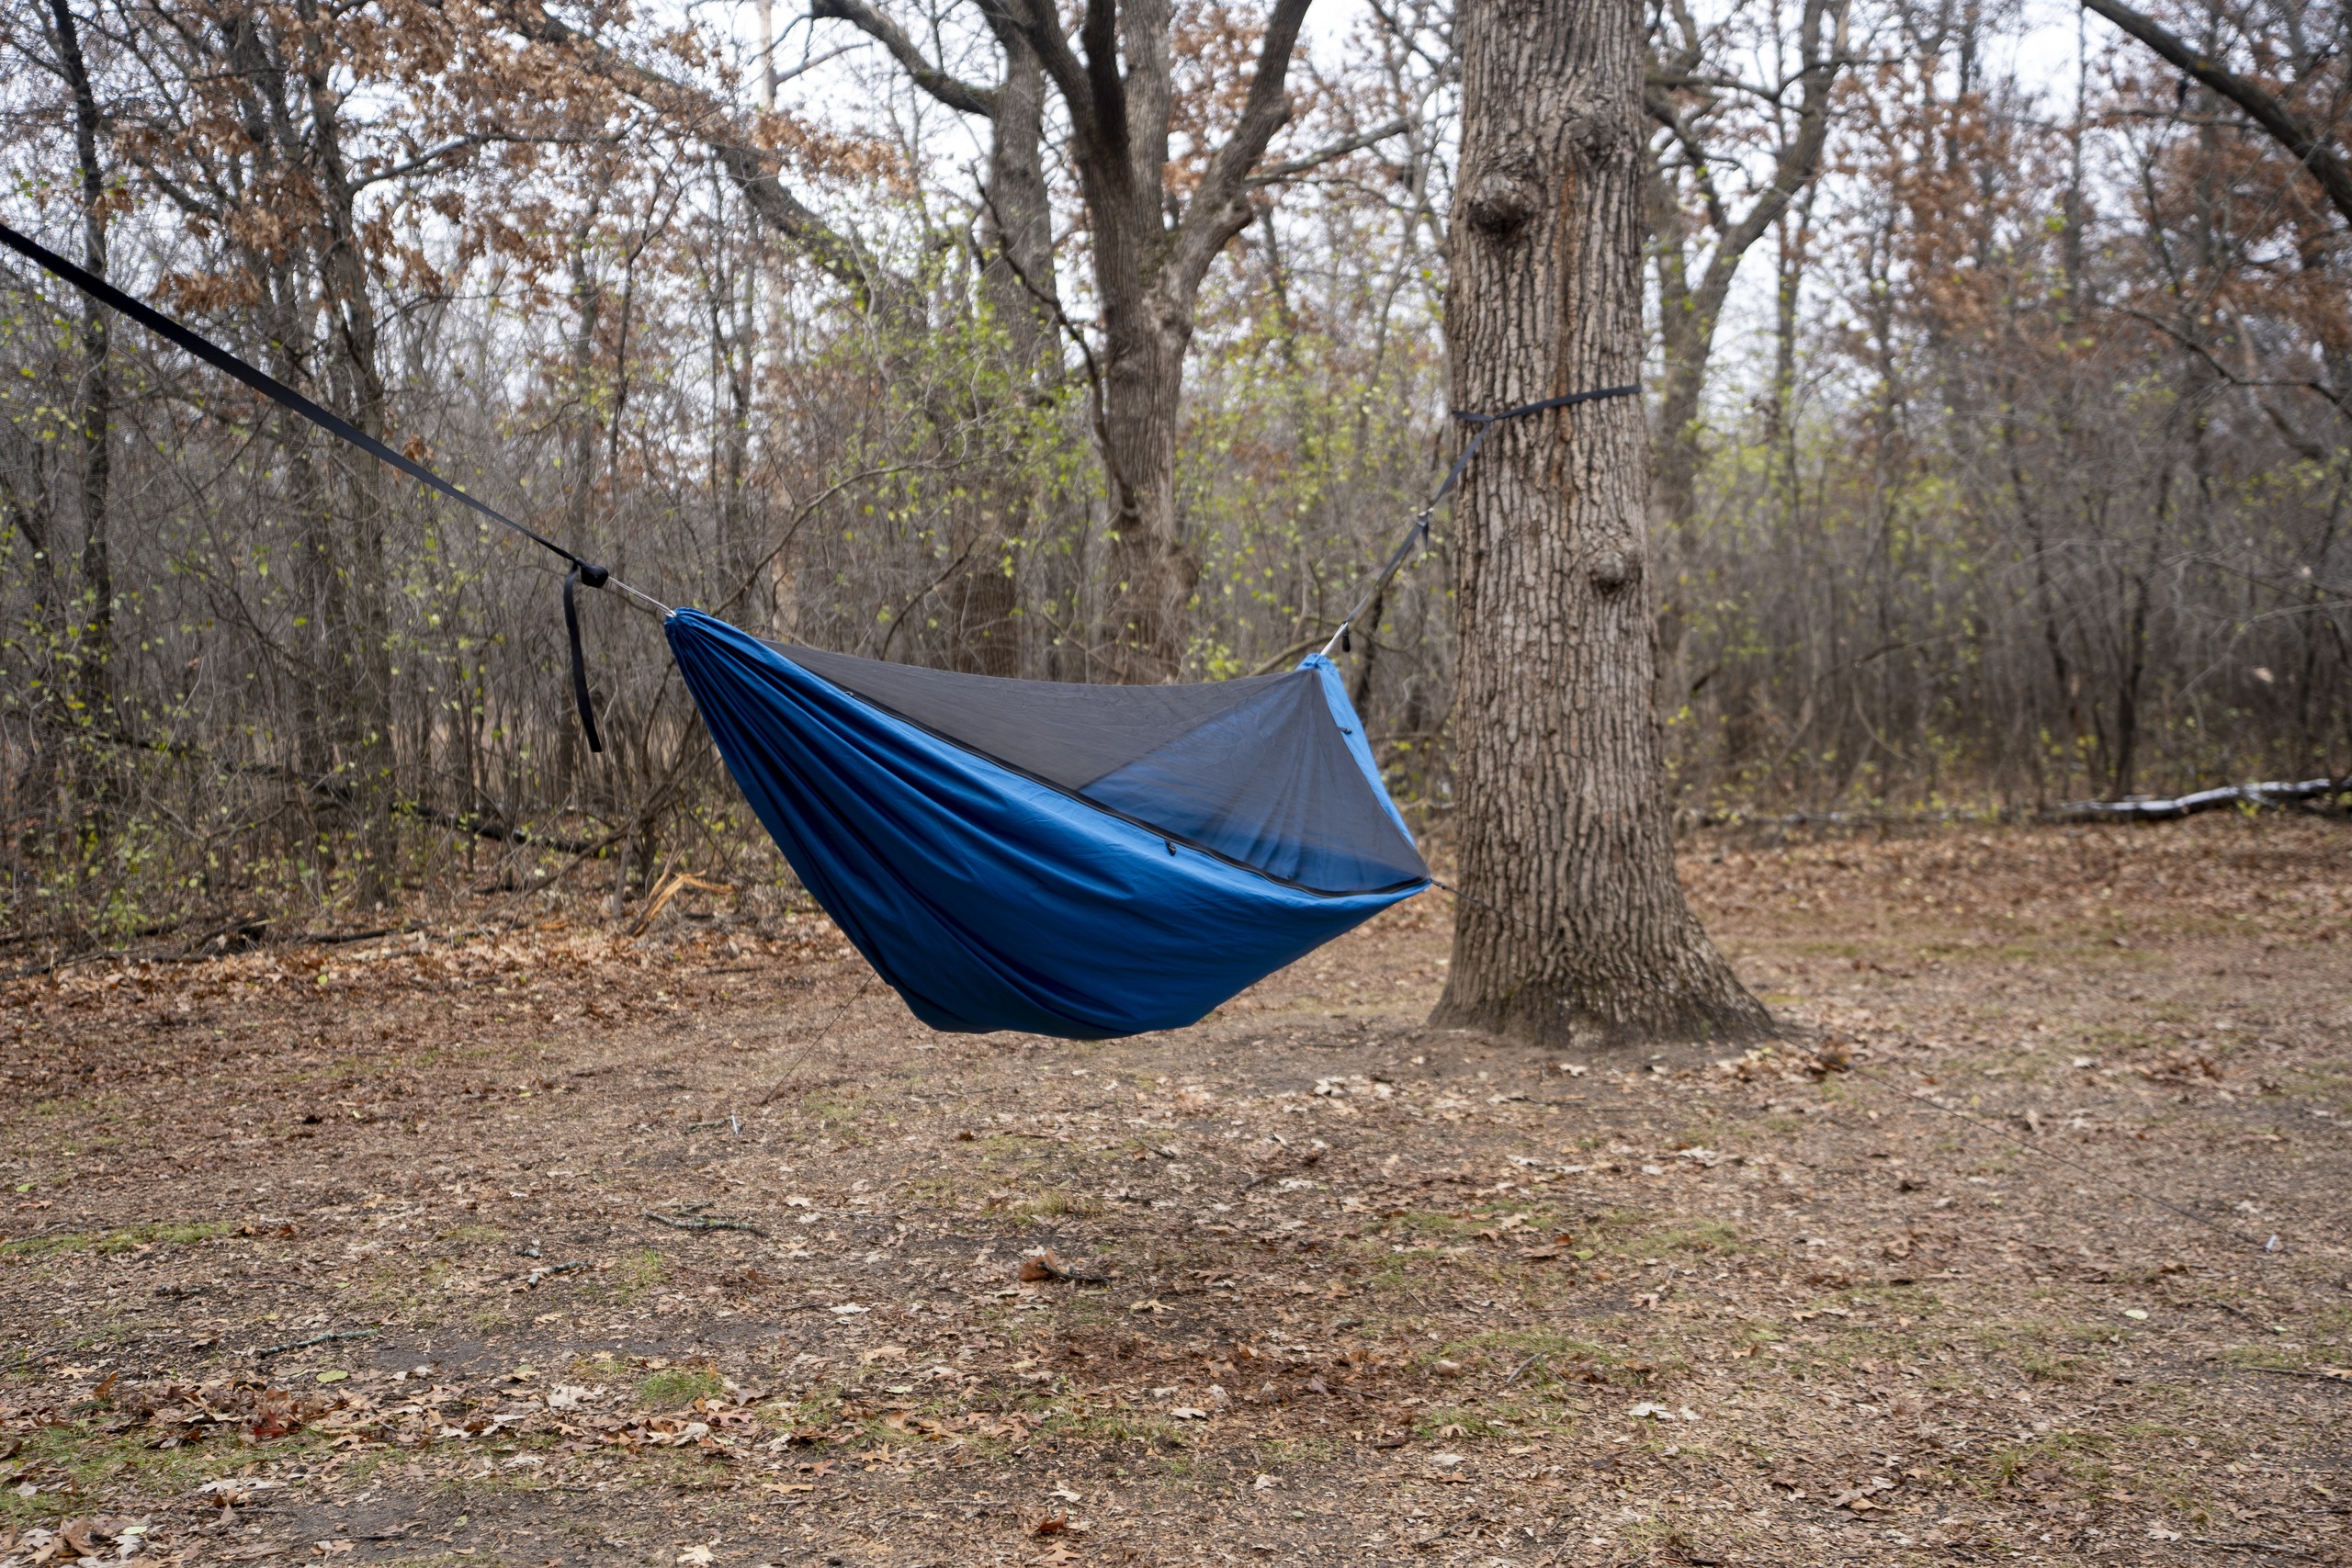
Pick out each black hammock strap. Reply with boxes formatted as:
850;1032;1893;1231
0;218;626;753
1321;383;1642;657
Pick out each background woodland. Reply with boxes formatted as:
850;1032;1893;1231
1;0;2346;942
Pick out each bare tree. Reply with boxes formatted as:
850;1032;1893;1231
808;0;1059;676
1646;0;1849;531
988;0;1319;680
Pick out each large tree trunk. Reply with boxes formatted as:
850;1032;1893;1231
1430;0;1771;1054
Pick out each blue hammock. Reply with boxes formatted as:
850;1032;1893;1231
666;609;1427;1038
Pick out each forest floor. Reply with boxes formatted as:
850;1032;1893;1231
4;813;2350;1568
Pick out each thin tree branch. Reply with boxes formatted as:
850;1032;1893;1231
809;0;1000;118
2080;0;2352;228
1248;116;1409;185
493;0;897;304
1175;0;1317;292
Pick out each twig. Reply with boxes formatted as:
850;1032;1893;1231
1502;1353;1545;1385
628;868;733;937
643;1209;771;1238
2188;1539;2318;1559
522;1260;593;1288
2239;1364;2351;1383
250;1327;378;1359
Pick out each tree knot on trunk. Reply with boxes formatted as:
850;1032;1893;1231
1587;545;1642;594
1465;149;1543;237
1561;90;1634;169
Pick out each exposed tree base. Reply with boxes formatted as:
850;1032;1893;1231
1429;965;1777;1062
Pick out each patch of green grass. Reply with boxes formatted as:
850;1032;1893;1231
606;1248;666;1303
1976;1427;2120;1496
441;1224;505;1247
2018;1348;2098;1382
1644;1219;1748;1255
0;1422;314;1528
1410;1403;1502;1440
803;1092;867;1127
898;1173;966;1207
1433;1327;1610;1371
1256;1431;1347;1465
1016;1189;1100;1220
637;1367;722;1409
1;1221;231;1258
1036;1404;1191;1451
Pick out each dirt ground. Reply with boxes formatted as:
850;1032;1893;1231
4;812;2349;1568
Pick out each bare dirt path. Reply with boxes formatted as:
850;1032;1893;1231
5;814;2349;1567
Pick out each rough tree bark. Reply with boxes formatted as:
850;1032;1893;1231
1430;0;1773;1054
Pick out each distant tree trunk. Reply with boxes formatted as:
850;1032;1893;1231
48;0;111;725
1430;0;1772;1053
960;19;1054;678
977;20;1057;370
299;7;398;905
1095;321;1193;680
994;0;1318;682
801;2;1059;679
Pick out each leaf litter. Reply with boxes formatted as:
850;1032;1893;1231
0;814;2346;1563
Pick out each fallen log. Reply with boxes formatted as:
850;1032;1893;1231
2050;777;2344;822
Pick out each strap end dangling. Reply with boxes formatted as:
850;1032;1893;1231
563;563;605;755
1340;626;1351;653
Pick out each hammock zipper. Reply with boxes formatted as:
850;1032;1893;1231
0;217;653;753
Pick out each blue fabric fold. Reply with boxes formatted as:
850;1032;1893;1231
664;609;1425;1038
